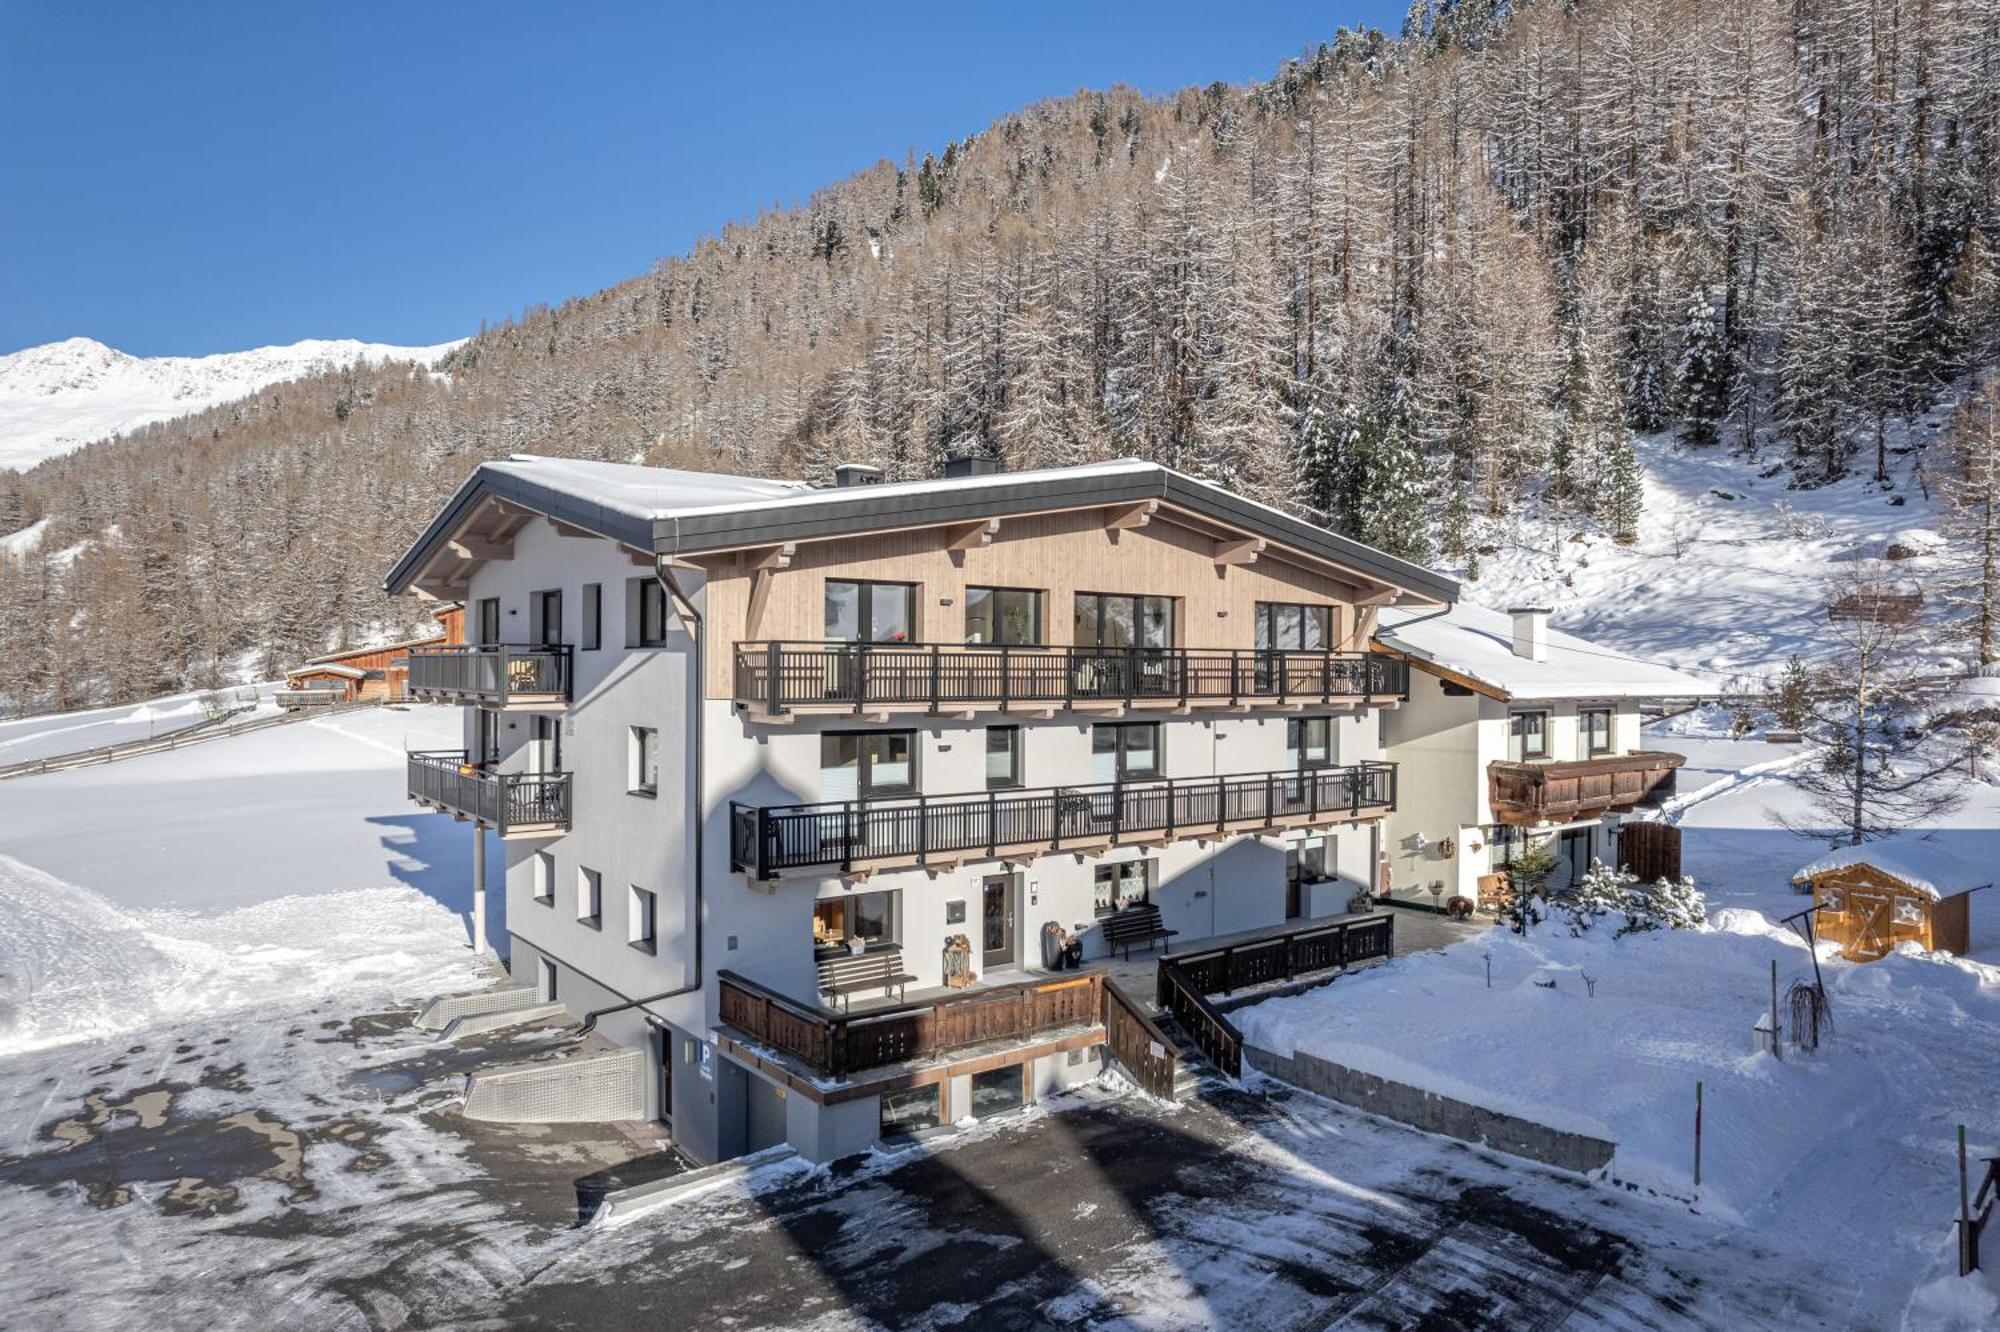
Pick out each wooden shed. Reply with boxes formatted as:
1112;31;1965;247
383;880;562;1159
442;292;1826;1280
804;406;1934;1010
1792;840;1990;962
284;604;465;703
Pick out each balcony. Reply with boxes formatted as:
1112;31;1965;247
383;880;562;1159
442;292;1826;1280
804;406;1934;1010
406;644;571;709
729;761;1396;879
407;750;571;838
717;969;1110;1081
1486;751;1685;827
732;642;1407;719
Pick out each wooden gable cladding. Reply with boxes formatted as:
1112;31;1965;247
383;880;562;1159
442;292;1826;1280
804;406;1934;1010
699;503;1389;699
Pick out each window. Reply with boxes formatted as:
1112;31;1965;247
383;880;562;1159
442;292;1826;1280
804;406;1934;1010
1580;707;1613;757
576;866;602;924
1073;593;1175;650
1092;722;1160;782
824;579;914;643
633;579;669;648
1289;837;1330;882
476;709;501;766
1288;717;1334;769
630;726;659;795
1508;710;1550;762
968;1065;1026;1119
581;583;602;651
965;587;1042;645
1093;859;1153;914
985;726;1022;788
813;891;898;950
821;730;915;798
532;589;562;646
476;597;501;646
1894;898;1923;926
629;885;657;952
1489;824;1527;869
533;851;555;903
1821;888;1845;913
880;1085;942;1137
1254;602;1333;651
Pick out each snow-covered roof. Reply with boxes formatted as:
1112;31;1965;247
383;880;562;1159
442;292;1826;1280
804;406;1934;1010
1377;600;1716;702
1792;837;1992;899
385;456;1462;605
479;455;812;523
287;662;366;680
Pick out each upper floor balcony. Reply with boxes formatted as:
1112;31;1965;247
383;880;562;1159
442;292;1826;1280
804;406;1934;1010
729;760;1396;879
407;644;571;710
1486;751;1685;827
407;749;571;838
732;641;1407;721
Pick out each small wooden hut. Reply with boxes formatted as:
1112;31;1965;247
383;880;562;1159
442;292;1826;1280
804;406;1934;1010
1792;839;1990;961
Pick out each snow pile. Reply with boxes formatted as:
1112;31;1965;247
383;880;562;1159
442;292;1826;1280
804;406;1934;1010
0;335;464;471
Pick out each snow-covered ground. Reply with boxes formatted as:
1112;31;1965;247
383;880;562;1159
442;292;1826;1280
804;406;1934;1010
0;335;463;471
1466;414;1965;691
1236;708;2000;1329
0;685;285;767
0;703;498;1053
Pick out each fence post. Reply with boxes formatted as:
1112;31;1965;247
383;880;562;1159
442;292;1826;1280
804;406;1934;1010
1962;1124;1974;1277
765;641;783;715
1693;1080;1704;1194
1000;644;1011;709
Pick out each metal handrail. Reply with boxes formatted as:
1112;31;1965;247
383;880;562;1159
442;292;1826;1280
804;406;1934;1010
733;641;1407;714
407;643;572;704
406;749;571;833
730;760;1397;877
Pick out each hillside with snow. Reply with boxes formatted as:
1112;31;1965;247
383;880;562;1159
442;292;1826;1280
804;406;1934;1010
0;335;462;471
1458;402;1969;693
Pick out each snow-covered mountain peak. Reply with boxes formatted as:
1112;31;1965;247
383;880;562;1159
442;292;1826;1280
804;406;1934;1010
0;334;464;471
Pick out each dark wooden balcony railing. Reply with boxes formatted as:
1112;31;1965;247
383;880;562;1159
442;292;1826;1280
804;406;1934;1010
407;749;571;836
733;641;1407;715
407;644;571;707
717;968;1106;1079
730;761;1396;879
1154;912;1396;1079
1487;751;1685;826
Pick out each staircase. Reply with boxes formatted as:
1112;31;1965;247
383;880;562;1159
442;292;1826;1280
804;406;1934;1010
1150;1013;1211;1099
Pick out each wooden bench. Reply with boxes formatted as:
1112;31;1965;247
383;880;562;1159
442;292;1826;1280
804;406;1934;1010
1101;903;1178;960
817;947;917;1011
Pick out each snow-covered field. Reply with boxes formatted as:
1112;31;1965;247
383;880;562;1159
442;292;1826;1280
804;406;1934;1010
1467;415;1966;690
0;704;497;1052
1237;710;2000;1329
0;335;462;471
0;685;286;767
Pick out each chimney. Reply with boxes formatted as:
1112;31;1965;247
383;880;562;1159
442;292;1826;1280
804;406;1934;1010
833;463;885;488
1509;607;1551;663
940;453;1001;480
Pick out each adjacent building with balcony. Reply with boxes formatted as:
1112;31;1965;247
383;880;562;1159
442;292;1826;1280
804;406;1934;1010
1374;601;1712;912
383;455;1457;1165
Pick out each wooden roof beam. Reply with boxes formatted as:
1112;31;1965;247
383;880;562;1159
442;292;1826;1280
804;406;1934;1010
447;536;512;562
1103;499;1157;532
943;518;1000;552
742;542;797;573
1213;536;1265;567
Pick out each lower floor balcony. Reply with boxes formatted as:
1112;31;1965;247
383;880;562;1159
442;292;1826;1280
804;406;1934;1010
729;761;1397;880
406;749;571;838
1486;751;1685;827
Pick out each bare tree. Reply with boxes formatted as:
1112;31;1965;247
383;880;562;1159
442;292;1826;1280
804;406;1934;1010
1785;570;1965;844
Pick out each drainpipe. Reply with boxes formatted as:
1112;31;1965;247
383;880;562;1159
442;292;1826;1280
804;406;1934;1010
579;554;706;1033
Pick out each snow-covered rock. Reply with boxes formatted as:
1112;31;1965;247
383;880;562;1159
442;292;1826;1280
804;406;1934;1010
0;334;463;471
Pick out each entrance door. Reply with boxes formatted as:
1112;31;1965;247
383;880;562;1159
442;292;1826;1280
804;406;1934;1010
1284;848;1305;920
532;715;561;774
982;875;1017;969
656;1027;675;1130
1848;894;1894;961
533;590;563;646
1553;827;1592;892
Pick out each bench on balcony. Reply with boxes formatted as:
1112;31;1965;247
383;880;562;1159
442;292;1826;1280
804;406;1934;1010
1101;903;1178;960
817;947;917;1012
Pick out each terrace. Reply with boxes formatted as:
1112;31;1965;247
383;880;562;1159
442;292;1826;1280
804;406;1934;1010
1486;751;1684;826
406;749;572;838
406;643;572;709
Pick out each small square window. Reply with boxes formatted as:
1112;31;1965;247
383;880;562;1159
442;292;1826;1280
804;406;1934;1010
629;885;657;952
630;726;659;795
577;866;602;924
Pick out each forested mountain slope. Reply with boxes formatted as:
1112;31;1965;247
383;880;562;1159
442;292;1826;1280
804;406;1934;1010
2;0;1997;712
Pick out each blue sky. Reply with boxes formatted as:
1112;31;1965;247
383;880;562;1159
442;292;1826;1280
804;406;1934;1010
0;2;1405;357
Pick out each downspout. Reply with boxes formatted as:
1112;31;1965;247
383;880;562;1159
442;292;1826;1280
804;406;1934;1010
579;552;705;1033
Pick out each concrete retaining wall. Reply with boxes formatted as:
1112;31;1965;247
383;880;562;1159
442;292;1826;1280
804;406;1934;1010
462;1046;646;1123
1245;1045;1615;1176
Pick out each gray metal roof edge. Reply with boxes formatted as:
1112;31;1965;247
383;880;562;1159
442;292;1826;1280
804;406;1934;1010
382;463;654;594
656;467;1461;605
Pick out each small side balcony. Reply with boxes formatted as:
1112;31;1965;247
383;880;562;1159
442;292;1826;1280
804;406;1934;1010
407;750;571;839
731;642;1408;720
1486;751;1685;827
406;644;571;710
730;761;1397;880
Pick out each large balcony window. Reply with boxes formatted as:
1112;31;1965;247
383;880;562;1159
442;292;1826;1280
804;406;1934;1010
821;729;916;800
826;579;914;644
1092;722;1159;782
965;586;1041;645
1074;592;1174;650
1254;602;1333;651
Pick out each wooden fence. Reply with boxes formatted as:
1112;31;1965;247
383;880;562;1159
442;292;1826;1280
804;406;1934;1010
1619;821;1682;882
